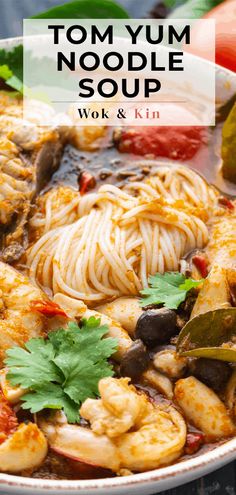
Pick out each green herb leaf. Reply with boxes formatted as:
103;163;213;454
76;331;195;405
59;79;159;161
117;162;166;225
52;319;117;403
0;45;23;80
6;75;24;93
5;317;117;423
6;338;61;389
0;46;24;94
0;63;23;93
140;272;203;309
179;347;236;362
179;278;206;291
0;65;13;80
32;0;129;19
21;383;80;423
168;0;223;19
164;0;184;8
177;307;236;362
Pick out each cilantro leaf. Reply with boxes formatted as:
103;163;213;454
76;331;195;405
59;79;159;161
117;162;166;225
0;46;24;94
0;45;23;80
0;65;13;80
31;0;129;19
5;338;61;389
5;317;117;423
140;272;203;309
21;384;80;423
148;272;185;288
168;0;223;19
53;318;116;403
6;75;24;93
0;63;24;93
179;278;205;291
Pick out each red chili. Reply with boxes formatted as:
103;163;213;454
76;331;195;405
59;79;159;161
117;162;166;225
30;300;68;318
114;126;208;161
218;196;234;211
185;432;204;455
0;391;18;444
79;171;96;195
192;255;208;278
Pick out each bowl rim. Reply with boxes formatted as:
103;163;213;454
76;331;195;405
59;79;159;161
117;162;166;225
0;34;236;492
0;34;235;76
0;437;235;491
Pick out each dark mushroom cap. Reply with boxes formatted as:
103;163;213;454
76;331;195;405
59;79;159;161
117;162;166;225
135;308;177;347
120;340;150;380
188;358;232;393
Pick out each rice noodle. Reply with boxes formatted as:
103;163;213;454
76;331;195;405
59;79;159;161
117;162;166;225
27;165;218;305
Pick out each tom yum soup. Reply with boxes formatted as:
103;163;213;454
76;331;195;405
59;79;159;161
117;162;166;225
0;41;235;479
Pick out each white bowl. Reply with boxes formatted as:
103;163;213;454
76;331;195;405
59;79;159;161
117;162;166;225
0;36;236;495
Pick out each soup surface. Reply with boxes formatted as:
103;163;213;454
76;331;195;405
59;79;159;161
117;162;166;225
0;91;235;480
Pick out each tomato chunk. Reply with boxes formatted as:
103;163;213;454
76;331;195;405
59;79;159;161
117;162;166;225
186;1;236;73
192;255;209;278
30;300;68;318
0;392;18;444
218;196;235;211
185;432;204;455
79;171;96;195
114;126;207;161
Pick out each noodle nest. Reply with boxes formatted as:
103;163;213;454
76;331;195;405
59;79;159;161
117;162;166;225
28;165;219;304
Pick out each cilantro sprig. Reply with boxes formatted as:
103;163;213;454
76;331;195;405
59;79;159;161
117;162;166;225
0;46;23;94
0;0;129;94
140;272;203;309
0;64;24;94
5;317;117;423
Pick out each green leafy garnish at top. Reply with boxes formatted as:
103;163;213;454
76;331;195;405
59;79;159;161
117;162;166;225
32;0;129;19
0;65;23;94
168;0;223;19
0;0;129;95
5;317;117;423
140;272;203;309
0;45;23;80
0;45;23;94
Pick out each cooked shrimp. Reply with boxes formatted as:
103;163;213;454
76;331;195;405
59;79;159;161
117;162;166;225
40;377;186;473
0;101;60;151
0;262;67;364
0;391;47;472
81;377;147;438
0;423;47;472
40;412;120;472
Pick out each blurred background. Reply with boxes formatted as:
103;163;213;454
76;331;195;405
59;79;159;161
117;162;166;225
0;0;157;38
